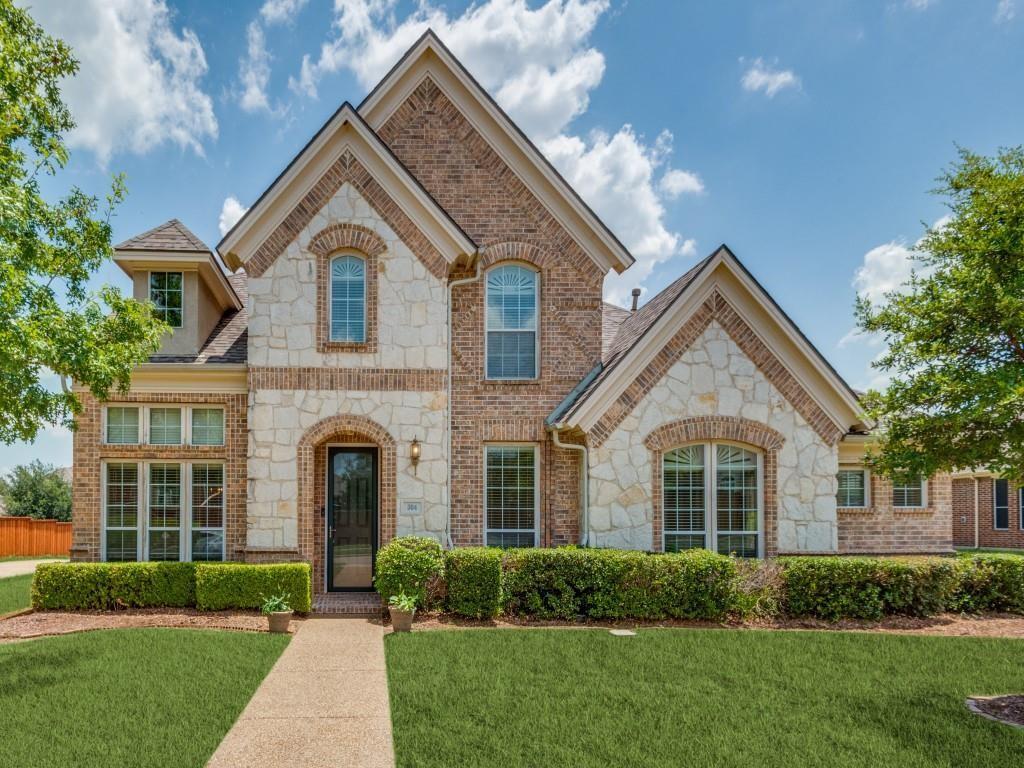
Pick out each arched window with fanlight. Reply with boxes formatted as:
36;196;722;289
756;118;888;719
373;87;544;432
663;442;762;557
485;264;538;379
330;254;366;343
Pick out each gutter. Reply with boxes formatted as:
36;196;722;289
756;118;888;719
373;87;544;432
445;253;482;548
549;426;590;547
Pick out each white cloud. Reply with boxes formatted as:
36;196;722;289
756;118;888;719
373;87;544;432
659;169;705;198
29;0;217;162
905;0;936;9
852;241;918;306
238;21;272;113
740;57;801;98
289;0;701;305
995;0;1016;22
260;0;310;26
218;196;248;236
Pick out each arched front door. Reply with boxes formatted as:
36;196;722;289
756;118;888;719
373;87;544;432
326;447;378;591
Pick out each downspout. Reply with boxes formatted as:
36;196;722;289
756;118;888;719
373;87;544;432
445;253;482;549
974;476;980;550
550;426;590;547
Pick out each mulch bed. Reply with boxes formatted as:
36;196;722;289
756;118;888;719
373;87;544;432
967;695;1024;728
402;611;1024;638
0;608;303;642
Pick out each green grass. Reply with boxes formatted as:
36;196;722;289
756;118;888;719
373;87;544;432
386;629;1024;767
956;547;1024;555
0;628;288;767
0;555;67;562
0;574;32;614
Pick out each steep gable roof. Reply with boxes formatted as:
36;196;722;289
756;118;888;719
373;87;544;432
116;219;209;253
551;245;865;435
216;102;477;272
358;30;634;275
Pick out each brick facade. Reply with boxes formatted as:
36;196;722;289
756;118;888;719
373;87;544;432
952;476;1024;549
837;473;952;554
71;391;247;562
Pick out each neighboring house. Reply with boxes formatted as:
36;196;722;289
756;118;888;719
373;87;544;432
952;473;1024;550
69;31;954;593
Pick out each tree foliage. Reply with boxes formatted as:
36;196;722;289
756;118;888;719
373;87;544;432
857;146;1024;479
0;0;167;443
0;459;71;520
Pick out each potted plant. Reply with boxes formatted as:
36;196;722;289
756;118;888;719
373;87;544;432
388;592;417;632
262;594;294;634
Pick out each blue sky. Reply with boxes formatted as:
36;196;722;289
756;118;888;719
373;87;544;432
7;0;1023;472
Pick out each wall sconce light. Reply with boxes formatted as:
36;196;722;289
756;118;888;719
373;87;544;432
410;437;421;469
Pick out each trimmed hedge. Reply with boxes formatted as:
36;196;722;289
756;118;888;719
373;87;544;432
31;562;197;610
31;561;311;613
195;563;311;613
374;536;444;607
444;548;502;619
502;548;737;621
953;554;1024;613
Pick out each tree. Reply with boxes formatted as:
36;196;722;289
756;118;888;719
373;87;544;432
856;146;1024;480
0;1;167;444
0;460;72;520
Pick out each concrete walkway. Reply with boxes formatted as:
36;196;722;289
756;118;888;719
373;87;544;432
207;617;395;768
0;558;65;579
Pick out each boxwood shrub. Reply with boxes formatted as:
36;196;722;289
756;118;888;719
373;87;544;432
374;536;445;607
444;548;502;618
32;562;197;610
501;547;736;621
194;563;311;613
952;554;1024;613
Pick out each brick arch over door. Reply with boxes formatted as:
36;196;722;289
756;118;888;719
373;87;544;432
644;416;784;555
297;413;396;593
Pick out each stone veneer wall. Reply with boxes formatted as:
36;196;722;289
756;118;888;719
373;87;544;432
70;390;247;562
837;472;952;553
589;322;839;552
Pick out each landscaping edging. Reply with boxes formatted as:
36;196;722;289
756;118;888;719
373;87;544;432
966;696;1024;729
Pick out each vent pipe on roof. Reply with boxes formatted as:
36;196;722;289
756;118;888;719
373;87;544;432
630;288;641;312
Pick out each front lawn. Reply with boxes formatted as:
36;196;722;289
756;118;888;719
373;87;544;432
0;628;288;767
0;574;32;614
386;628;1024;767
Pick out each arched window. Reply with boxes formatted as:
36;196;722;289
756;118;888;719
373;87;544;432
486;264;538;379
330;254;366;343
663;443;761;557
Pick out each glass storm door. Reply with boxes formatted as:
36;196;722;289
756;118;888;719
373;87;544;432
327;448;377;591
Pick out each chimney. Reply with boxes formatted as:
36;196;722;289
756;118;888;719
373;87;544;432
630;288;641;313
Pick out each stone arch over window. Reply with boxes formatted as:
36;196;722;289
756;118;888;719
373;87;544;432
310;224;384;354
297;413;396;593
644;416;783;555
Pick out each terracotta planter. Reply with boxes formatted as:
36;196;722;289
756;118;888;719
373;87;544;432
267;610;294;634
389;606;415;632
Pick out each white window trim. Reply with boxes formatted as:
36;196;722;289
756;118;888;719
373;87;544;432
892;476;928;509
837;465;870;509
662;441;764;558
148;270;184;329
994;478;1010;531
484;263;540;381
101;459;226;562
102;404;225;447
483;443;540;547
328;252;367;343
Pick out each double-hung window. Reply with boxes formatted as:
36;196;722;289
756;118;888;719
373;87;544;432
150;271;183;327
663;443;762;558
329;254;366;343
995;478;1010;530
148;464;182;561
149;408;182;445
191;464;225;561
893;475;926;508
104;463;139;561
836;468;868;507
106;407;140;444
486;264;538;379
484;445;538;547
191;408;225;446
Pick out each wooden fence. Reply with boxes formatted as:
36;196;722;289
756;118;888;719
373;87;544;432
0;517;72;557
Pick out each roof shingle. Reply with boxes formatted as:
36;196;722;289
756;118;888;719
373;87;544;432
116;219;209;252
148;271;248;365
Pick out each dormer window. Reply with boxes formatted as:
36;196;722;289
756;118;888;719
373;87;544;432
329;254;366;343
150;271;183;328
486;264;538;379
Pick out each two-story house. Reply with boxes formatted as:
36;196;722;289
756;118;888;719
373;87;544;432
70;31;954;596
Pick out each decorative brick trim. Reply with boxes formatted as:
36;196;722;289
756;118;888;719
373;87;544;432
480;241;556;271
645;416;780;555
311;226;382;354
297;414;397;594
248;367;446;391
245;151;449;281
589;292;845;448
